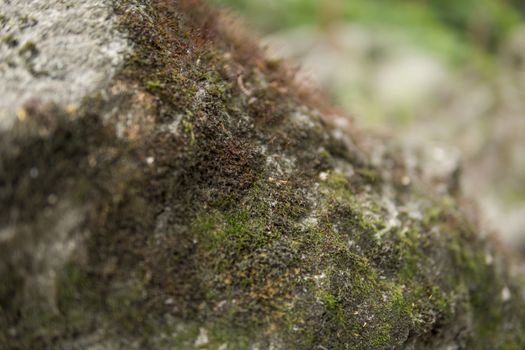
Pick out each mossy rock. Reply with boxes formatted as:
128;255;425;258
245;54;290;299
1;1;524;349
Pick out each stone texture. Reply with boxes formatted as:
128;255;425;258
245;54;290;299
1;1;524;349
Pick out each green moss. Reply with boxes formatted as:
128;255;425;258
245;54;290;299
369;324;392;347
0;13;7;26
18;40;38;57
17;14;37;28
2;33;18;47
181;119;195;145
217;210;269;251
146;79;162;91
355;167;379;183
318;289;338;308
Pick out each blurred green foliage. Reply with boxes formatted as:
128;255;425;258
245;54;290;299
213;0;523;62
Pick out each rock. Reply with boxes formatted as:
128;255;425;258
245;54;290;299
264;22;525;252
0;0;129;131
1;1;524;349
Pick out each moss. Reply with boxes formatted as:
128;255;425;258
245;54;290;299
248;86;294;126
17;14;38;29
146;79;162;91
198;209;270;254
355;167;379;183
189;179;306;328
181;119;195;145
2;33;18;47
0;13;8;26
2;0;525;349
0;267;24;346
18;40;38;59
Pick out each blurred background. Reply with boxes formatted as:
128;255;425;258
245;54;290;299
212;0;525;253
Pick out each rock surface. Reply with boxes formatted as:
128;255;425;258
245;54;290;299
1;1;524;349
0;0;128;131
263;22;525;252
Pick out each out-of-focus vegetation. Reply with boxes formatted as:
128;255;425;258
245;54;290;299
214;0;523;63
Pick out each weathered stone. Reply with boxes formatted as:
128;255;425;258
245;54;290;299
1;1;524;349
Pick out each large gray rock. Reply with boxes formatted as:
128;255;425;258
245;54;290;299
1;1;524;349
0;0;129;131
